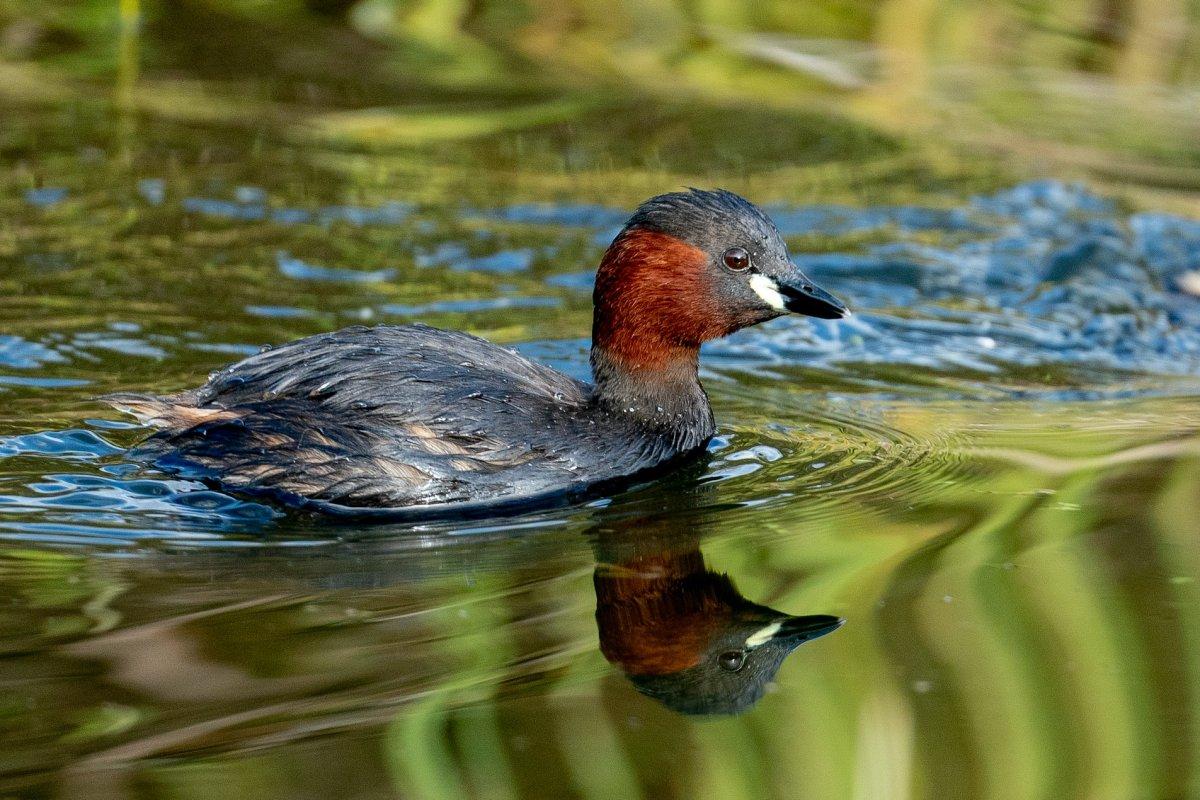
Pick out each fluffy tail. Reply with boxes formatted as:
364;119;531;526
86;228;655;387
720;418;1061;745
99;391;224;429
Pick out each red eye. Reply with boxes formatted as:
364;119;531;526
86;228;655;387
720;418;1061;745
722;247;750;271
718;650;746;671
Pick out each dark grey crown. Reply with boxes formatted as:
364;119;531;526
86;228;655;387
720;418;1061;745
622;188;783;252
627;642;794;715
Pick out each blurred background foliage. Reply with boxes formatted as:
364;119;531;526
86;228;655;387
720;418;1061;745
2;3;1200;799
2;0;1199;208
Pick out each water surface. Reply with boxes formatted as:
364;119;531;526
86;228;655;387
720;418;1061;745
3;3;1200;798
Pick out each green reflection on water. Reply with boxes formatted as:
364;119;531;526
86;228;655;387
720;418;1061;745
1;1;1200;799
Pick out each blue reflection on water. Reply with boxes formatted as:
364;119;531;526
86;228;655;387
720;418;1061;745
276;251;397;283
3;181;1199;546
25;187;68;207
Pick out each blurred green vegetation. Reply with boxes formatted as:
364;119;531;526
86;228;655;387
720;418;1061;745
2;2;1200;798
2;0;1199;208
2;399;1199;799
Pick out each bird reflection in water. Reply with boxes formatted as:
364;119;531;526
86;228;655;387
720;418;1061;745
589;504;843;715
39;481;844;788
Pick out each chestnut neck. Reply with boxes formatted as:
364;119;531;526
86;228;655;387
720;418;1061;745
594;547;745;676
589;228;717;439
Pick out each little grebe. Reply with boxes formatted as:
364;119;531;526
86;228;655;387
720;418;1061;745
105;189;847;515
594;521;843;714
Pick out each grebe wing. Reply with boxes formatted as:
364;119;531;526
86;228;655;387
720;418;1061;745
196;324;587;408
103;324;596;508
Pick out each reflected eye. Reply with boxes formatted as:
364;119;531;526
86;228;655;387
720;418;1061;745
718;650;746;672
722;247;750;271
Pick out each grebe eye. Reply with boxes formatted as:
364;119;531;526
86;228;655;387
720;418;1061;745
722;247;750;271
718;650;746;672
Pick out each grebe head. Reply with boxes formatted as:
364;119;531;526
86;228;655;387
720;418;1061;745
616;611;844;715
594;547;844;715
592;189;848;382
